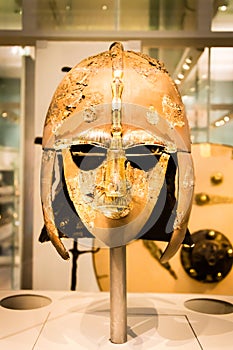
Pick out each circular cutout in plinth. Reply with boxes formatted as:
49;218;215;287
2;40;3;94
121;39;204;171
184;298;233;315
0;294;52;310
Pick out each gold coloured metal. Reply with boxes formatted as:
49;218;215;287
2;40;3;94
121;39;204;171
41;42;194;261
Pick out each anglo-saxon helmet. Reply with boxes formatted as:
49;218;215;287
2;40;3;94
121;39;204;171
40;42;194;262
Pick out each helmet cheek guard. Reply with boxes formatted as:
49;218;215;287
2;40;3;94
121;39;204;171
40;42;194;262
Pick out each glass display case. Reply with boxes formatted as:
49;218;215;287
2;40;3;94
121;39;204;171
0;70;21;289
35;0;198;32
0;149;20;289
145;46;233;146
0;0;22;30
0;0;232;292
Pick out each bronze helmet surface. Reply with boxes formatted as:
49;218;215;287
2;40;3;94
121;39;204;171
40;42;194;262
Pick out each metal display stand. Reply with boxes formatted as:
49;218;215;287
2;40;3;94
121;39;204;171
110;245;127;343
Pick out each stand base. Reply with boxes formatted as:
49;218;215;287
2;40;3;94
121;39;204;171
1;290;233;349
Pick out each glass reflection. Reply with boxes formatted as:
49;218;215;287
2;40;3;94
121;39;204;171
35;0;197;31
0;0;22;30
0;48;21;289
212;0;233;31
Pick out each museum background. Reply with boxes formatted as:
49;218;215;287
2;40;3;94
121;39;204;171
0;0;233;295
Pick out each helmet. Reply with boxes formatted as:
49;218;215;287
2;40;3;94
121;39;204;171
40;42;194;262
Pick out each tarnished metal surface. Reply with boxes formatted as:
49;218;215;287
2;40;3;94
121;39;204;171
40;42;194;262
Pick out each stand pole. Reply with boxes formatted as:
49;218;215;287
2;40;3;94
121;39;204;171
110;245;127;343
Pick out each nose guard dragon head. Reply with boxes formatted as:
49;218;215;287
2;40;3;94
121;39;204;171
40;42;194;262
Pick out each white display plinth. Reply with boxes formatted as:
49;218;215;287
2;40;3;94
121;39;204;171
0;291;233;349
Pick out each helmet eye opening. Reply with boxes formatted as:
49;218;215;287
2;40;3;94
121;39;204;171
70;144;107;171
69;144;166;172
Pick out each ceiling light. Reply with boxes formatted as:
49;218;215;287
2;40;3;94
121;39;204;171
174;79;181;85
185;57;192;64
11;46;31;56
1;111;8;118
218;5;228;11
215;120;225;127
102;4;108;10
182;63;190;70
224;115;230;122
178;73;184;79
11;46;20;55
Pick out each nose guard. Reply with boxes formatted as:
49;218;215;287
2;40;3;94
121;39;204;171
40;42;194;262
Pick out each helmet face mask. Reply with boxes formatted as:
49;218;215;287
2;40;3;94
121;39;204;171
40;42;194;261
61;127;171;247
